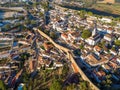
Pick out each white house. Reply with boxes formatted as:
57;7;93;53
117;57;120;64
106;27;114;34
104;34;113;42
54;62;63;67
0;52;10;59
110;50;117;55
87;16;97;24
100;18;112;23
42;53;51;58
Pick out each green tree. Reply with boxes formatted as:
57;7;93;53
28;78;33;90
33;79;37;88
62;65;69;78
80;44;84;50
66;83;77;90
0;80;6;90
23;85;27;90
50;32;57;39
50;79;62;90
115;40;120;46
39;12;44;17
101;74;112;89
33;3;37;8
19;16;24;20
20;53;30;61
109;21;116;27
31;20;36;25
15;22;21;26
81;30;92;39
79;10;86;19
87;11;93;16
4;24;11;30
25;19;31;25
22;72;29;83
41;1;49;11
79;81;88;90
44;30;49;35
43;71;47;82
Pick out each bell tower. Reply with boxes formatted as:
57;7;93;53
92;21;97;36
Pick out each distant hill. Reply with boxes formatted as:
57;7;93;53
116;0;120;3
62;0;120;16
63;0;120;3
97;0;115;4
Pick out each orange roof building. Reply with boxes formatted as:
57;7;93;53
43;42;53;51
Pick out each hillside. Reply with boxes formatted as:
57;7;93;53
116;0;120;3
62;0;120;16
91;3;120;15
64;0;120;3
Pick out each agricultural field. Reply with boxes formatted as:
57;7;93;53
91;3;120;15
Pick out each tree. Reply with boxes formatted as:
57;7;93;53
15;22;21;26
33;3;37;8
112;46;116;51
81;30;92;39
66;83;77;90
115;40;120;46
23;85;27;90
79;81;89;90
62;65;69;78
87;11;93;16
20;52;30;61
109;21;116;27
25;19;31;25
4;24;11;30
103;79;112;88
39;12;44;17
101;74;112;89
50;32;57;39
31;20;36;25
80;44;84;50
41;1;49;11
33;79;37;88
19;16;24;20
79;10;86;19
28;78;33;90
78;26;85;31
44;30;49;35
43;70;47;82
22;72;29;83
50;79;62;90
0;80;6;90
114;17;120;22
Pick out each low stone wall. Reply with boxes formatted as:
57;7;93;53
35;28;99;90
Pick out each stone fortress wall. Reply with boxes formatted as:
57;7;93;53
34;28;100;90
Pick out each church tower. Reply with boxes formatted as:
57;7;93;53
92;21;97;36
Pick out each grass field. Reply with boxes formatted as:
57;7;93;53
91;3;120;15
